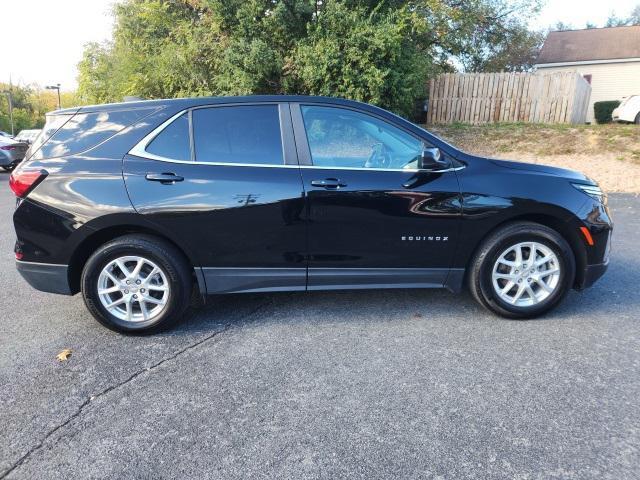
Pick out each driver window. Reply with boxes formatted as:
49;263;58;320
301;105;424;170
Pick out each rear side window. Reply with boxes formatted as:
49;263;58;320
192;105;283;165
32;108;153;159
146;113;190;161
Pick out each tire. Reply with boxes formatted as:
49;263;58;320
81;234;192;334
468;222;575;319
635;112;640;125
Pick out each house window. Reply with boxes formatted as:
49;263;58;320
583;74;592;84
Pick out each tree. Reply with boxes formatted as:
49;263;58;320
77;0;543;118
629;5;640;25
551;21;573;31
461;23;544;72
0;83;69;133
605;11;628;27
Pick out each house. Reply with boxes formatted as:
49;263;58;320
535;26;640;123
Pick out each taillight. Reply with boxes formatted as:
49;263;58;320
1;145;17;151
9;170;47;198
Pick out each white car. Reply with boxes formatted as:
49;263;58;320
14;129;41;145
612;96;640;124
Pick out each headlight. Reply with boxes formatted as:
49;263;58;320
572;183;604;203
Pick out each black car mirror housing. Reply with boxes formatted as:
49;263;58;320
419;147;449;170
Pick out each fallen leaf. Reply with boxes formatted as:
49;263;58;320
56;349;73;362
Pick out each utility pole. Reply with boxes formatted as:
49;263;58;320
2;91;14;136
45;83;61;110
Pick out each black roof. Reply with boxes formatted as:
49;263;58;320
53;95;380;115
537;26;640;64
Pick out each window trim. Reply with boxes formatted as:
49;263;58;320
129;103;294;167
129;101;463;173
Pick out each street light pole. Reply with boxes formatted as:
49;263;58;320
2;91;14;136
45;84;61;110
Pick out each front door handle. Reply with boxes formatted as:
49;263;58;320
310;178;347;189
145;172;184;184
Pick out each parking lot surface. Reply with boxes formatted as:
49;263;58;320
0;176;638;479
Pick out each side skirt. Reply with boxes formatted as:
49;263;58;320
308;268;453;291
201;267;465;295
201;268;307;294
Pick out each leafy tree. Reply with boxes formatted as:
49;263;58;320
605;11;629;27
551;21;573;31
629;5;640;25
0;83;72;133
77;0;543;118
293;2;433;115
461;23;544;72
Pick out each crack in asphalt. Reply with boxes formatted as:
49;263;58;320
0;301;270;479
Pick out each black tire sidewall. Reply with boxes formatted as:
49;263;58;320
81;237;191;333
477;228;575;318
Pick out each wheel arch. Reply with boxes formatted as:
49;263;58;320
464;213;587;289
67;224;200;295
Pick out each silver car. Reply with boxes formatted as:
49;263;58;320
0;137;29;171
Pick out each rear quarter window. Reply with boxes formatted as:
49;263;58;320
31;108;155;160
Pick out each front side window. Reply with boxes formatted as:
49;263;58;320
301;105;424;170
192;105;283;165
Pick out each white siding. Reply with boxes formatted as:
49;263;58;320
536;61;640;122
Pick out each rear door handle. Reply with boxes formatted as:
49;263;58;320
145;172;184;184
310;178;347;189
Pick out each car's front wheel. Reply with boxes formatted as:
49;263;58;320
468;222;575;319
81;235;192;333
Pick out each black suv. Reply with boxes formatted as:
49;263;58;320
11;96;612;333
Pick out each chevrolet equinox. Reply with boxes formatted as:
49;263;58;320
11;96;612;333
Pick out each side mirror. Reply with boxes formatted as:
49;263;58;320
418;147;449;170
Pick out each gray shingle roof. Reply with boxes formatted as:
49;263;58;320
536;26;640;64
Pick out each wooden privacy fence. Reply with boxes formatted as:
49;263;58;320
427;72;591;125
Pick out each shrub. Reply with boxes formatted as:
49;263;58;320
594;100;621;124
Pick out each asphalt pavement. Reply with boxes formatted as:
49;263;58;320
0;174;638;479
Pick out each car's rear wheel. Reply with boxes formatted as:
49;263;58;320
635;112;640;125
468;222;575;319
81;235;192;333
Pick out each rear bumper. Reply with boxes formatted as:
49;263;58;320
16;260;73;295
0;153;13;166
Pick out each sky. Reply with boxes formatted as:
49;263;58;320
1;0;639;91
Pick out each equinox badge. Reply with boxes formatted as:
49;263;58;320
401;236;449;241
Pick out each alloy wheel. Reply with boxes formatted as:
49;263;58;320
97;255;170;323
491;242;561;307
